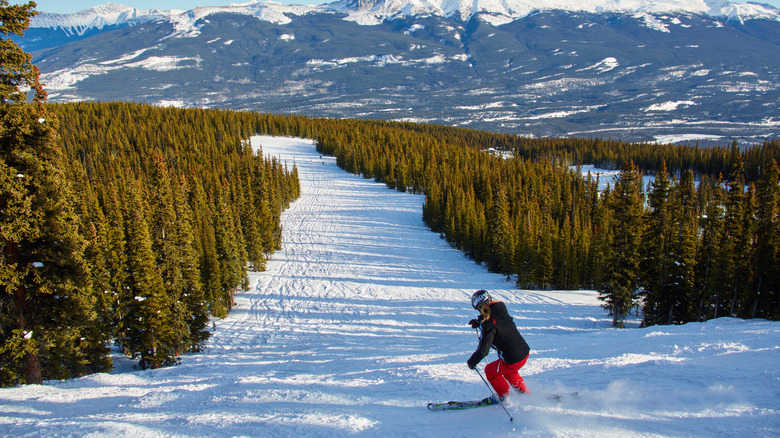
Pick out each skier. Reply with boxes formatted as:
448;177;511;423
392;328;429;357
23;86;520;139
467;290;530;400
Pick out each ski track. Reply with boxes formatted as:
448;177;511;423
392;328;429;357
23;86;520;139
0;136;778;437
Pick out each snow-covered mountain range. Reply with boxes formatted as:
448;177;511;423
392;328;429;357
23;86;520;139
339;0;780;25
29;3;174;36
17;1;780;144
30;0;780;31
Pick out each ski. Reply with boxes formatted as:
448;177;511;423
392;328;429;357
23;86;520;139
427;391;577;411
427;396;498;411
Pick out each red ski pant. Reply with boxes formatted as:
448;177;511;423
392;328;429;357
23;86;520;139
485;354;528;397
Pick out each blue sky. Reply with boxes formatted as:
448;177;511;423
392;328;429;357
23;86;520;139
23;0;780;14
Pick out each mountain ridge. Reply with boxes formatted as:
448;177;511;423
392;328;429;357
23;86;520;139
17;2;780;145
29;0;780;33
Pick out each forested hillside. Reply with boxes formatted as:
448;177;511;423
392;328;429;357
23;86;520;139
0;101;302;386
312;120;780;327
55;102;301;364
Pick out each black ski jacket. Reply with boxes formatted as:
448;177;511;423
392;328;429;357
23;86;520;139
468;302;530;366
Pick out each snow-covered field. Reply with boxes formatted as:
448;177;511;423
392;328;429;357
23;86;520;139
1;136;778;437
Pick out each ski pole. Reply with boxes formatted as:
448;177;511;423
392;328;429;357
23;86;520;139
475;366;514;422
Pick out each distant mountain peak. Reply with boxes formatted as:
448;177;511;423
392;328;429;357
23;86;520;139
30;3;176;36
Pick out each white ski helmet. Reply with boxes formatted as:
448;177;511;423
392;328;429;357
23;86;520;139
471;290;492;310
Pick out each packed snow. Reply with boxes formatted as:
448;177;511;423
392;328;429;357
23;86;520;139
576;57;620;73
0;136;778;437
653;133;725;143
41;54;201;91
643;100;697;111
574;164;656;191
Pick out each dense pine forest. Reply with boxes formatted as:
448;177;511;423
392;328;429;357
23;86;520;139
1;97;302;386
312;121;780;328
1;1;778;387
56;102;301;366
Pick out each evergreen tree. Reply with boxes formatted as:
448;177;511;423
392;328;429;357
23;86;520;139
665;170;698;324
172;175;209;351
640;163;672;326
423;182;444;234
101;182;128;342
599;162;644;327
148;153;189;356
486;184;513;275
240;158;264;271
213;181;245;311
732;184;756;317
588;182;613;290
121;182;177;369
752;159;779;319
0;1;97;385
534;226;554;289
193;181;224;318
75;182;114;373
514;216;536;288
694;177;725;320
714;155;747;318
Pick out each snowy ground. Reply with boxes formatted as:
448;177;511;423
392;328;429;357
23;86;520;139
1;136;778;437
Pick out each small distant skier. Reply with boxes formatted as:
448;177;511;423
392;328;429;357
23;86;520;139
467;290;530;399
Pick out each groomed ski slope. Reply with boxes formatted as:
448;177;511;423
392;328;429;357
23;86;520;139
1;135;778;437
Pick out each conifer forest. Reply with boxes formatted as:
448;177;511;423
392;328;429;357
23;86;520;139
313;120;780;328
1;1;779;387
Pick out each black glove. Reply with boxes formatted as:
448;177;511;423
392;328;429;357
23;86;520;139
469;319;480;329
467;353;481;369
